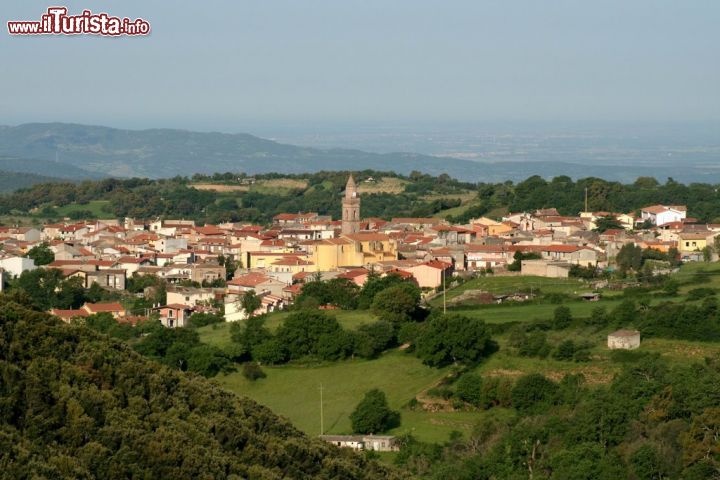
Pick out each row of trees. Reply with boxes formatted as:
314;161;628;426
6;171;720;224
449;175;720;223
0;171;473;224
230;272;496;369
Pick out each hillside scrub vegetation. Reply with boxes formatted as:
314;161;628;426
0;296;401;479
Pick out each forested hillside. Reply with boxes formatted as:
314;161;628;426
0;170;64;194
3;170;720;225
0;297;401;479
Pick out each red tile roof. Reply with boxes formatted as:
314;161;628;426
338;268;369;279
83;302;124;313
228;273;272;287
50;308;88;319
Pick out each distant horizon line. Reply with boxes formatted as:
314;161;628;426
3;118;720;136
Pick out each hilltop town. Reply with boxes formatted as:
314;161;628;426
0;174;712;325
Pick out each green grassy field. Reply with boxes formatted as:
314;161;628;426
214;350;448;440
472;325;622;384
435;275;590;307
388;409;515;442
196;322;235;349
199;266;720;445
674;262;720;293
447;292;678;324
445;301;617;324
53;200;114;219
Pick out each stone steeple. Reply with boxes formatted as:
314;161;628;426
342;174;361;235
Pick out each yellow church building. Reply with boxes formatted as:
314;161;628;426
303;233;397;271
301;176;398;271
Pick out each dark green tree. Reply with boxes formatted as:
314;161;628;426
371;283;420;323
275;310;345;360
350;389;401;434
616;243;643;272
25;242;54;266
239;289;262;318
593;216;624;233
230;315;272;359
353;321;396;358
415;314;493;367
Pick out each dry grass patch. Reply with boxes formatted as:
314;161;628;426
258;178;308;190
357;177;409;194
191;183;249;192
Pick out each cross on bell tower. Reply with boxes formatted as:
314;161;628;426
342;174;361;235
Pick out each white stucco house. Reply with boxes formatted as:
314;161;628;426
640;205;687;226
0;256;37;278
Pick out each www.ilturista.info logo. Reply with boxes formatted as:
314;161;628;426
7;7;150;36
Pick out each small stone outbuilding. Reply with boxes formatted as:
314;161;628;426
607;329;641;350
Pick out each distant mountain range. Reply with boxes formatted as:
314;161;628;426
0;169;65;193
0;122;718;184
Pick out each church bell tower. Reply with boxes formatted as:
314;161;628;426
341;174;361;235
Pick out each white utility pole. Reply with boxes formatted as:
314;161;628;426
319;383;324;435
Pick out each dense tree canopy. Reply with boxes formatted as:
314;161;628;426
4;172;720;225
415;313;494;367
0;298;399;479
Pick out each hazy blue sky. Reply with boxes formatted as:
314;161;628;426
2;1;719;132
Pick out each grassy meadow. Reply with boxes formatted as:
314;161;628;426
213;350;449;440
199;266;720;445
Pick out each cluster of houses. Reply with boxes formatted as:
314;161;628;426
0;175;716;325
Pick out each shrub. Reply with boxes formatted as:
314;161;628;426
511;373;558;412
610;349;650;363
553;340;576;361
353;321;396;359
587;306;609;327
573;349;591;362
188;312;225;328
242;362;266;381
252;339;287;365
455;373;483;406
427;386;453;400
687;287;716;301
552;306;573;330
518;331;551;358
